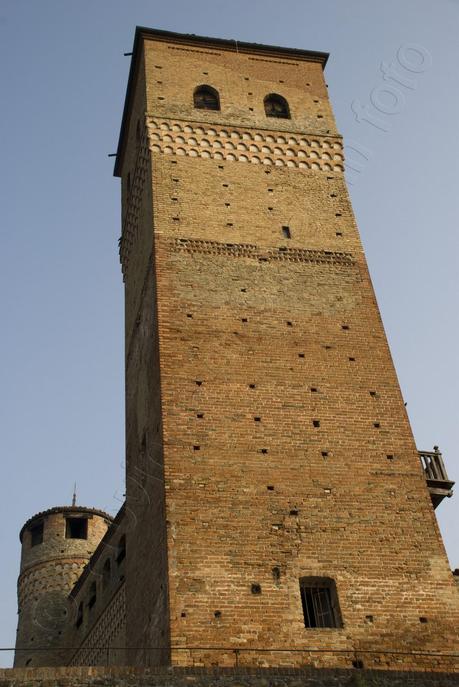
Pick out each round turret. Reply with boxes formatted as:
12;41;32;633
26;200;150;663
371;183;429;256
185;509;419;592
14;506;113;667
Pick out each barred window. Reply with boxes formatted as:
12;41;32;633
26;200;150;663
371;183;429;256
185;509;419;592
299;577;342;628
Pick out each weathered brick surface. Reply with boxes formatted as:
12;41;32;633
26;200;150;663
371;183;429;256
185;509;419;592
142;41;338;136
123;97;170;666
113;30;459;672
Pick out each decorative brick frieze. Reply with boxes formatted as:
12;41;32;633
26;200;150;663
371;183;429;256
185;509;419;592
172;238;354;266
146;117;344;172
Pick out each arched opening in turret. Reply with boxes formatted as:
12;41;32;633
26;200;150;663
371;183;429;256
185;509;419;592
264;93;290;119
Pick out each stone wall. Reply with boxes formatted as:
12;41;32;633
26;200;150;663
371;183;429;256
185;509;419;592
1;666;459;687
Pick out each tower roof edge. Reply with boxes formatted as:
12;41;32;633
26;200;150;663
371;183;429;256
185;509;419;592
113;26;330;177
19;506;114;542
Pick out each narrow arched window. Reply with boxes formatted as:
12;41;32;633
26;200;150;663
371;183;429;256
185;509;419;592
102;558;111;589
194;85;220;111
116;535;126;565
264;93;290;119
88;582;97;610
75;602;83;628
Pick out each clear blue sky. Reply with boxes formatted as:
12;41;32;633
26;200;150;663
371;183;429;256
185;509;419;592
1;0;458;667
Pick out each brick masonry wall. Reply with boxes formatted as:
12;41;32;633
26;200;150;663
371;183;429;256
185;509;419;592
116;33;459;672
121;51;170;666
143;41;338;137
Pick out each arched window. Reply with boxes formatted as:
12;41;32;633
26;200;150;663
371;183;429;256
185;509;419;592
75;602;83;628
116;535;126;565
88;581;97;610
102;558;111;589
193;85;220;111
264;94;290;119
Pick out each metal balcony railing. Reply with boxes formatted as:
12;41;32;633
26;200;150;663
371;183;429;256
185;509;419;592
419;446;454;508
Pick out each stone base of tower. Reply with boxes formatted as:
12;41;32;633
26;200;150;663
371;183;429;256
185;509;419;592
1;665;459;687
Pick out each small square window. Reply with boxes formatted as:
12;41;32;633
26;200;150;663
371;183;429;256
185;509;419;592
30;522;44;547
65;518;88;540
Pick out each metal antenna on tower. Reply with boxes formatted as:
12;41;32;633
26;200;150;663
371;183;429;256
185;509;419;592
72;483;77;507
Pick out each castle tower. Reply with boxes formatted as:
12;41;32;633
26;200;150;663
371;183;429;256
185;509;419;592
14;506;112;667
114;28;458;670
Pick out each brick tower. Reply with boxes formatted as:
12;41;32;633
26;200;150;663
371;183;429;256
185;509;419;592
15;506;112;667
114;28;458;671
